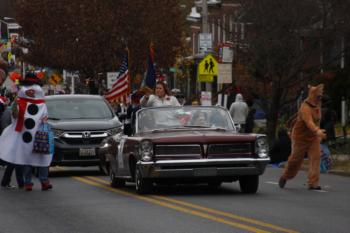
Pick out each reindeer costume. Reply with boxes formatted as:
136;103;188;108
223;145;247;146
279;84;327;190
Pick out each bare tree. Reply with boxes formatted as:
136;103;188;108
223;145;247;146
232;0;350;142
12;0;184;80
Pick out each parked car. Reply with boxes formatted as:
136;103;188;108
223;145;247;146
99;106;269;194
46;95;122;167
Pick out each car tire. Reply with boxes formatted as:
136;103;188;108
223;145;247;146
239;175;259;194
135;167;152;194
110;167;125;188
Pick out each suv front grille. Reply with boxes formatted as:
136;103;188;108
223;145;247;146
59;131;108;145
61;137;105;145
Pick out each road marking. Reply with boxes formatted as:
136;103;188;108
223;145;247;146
73;176;271;233
84;176;299;233
265;181;279;185
310;190;328;193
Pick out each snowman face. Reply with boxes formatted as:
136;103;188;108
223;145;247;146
25;89;36;98
18;85;45;99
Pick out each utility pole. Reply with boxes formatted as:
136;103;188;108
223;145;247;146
202;0;211;92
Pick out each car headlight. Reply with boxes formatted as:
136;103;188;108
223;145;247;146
255;136;269;158
52;128;64;138
139;140;153;162
107;127;122;136
100;142;111;149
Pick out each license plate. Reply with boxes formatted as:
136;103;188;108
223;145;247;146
79;148;96;157
194;168;217;177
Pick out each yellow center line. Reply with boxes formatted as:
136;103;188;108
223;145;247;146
85;176;298;233
73;176;271;233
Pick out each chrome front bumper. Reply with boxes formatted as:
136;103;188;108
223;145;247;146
137;158;270;178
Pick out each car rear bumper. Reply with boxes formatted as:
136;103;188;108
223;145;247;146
137;158;270;178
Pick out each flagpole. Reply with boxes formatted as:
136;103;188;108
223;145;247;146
127;47;131;95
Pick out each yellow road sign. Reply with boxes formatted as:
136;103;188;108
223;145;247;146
49;73;62;86
197;54;218;82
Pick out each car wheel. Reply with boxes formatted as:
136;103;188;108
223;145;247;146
135;167;152;194
208;181;222;188
110;167;125;188
239;175;259;194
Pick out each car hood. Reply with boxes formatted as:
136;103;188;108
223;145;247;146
136;129;257;144
49;117;121;131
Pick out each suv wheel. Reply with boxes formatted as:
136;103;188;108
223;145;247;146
239;175;259;194
135;168;152;194
110;167;125;188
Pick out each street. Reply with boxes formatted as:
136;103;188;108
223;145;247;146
0;166;349;233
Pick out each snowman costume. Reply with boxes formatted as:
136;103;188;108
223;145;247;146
0;84;52;167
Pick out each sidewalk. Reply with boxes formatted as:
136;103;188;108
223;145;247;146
301;154;350;177
272;154;350;177
328;154;350;176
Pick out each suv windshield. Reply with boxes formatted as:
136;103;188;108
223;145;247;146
46;98;114;120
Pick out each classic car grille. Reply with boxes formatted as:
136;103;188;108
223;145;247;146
207;143;253;158
155;144;202;160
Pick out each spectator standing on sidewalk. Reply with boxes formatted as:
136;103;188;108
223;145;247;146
0;96;24;189
245;100;256;133
229;93;249;132
0;61;8;168
0;61;8;96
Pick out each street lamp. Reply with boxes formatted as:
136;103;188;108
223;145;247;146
186;7;201;22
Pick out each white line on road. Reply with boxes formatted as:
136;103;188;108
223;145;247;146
265;181;278;185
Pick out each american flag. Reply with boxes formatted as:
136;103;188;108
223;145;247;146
104;54;129;102
145;43;156;89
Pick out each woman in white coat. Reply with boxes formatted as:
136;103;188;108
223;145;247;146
0;73;53;191
140;81;180;107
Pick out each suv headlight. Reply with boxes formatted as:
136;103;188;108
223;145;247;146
255;136;269;158
107;127;122;136
52;128;64;138
139;140;153;162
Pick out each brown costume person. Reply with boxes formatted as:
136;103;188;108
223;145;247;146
279;84;327;190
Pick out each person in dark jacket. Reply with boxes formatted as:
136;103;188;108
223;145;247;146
245;101;256;133
0;98;24;189
124;91;142;136
269;128;292;164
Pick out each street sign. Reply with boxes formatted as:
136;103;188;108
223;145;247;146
218;43;234;63
48;73;62;86
107;72;119;90
218;63;232;84
201;91;212;106
199;33;212;51
197;54;218;82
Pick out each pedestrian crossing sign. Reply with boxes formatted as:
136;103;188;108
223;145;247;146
197;54;218;82
48;73;62;86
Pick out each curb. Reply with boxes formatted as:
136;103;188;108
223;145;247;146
328;170;350;177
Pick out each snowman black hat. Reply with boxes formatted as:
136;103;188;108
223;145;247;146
20;72;43;86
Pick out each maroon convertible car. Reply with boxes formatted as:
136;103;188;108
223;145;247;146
98;106;269;194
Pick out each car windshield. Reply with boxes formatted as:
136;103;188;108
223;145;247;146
137;106;235;133
46;97;114;120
